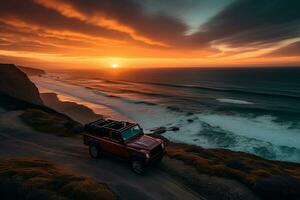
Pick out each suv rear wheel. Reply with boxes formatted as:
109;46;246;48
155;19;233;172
131;159;145;175
89;143;101;158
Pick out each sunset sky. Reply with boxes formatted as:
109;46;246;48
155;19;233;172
0;0;300;69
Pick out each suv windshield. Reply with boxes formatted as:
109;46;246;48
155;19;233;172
122;125;143;141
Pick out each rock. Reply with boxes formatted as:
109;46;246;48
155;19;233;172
151;127;167;134
0;64;43;105
40;93;102;124
185;112;194;116
168;126;180;131
187;119;194;123
151;126;180;133
17;66;46;76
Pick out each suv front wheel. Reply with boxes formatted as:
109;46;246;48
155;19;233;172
131;159;145;175
89;143;101;158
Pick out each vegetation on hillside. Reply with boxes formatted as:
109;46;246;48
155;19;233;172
149;133;300;200
20;109;82;137
165;141;300;200
0;158;116;200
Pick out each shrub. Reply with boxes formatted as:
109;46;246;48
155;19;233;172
154;135;300;200
19;109;82;137
0;158;116;200
253;174;300;200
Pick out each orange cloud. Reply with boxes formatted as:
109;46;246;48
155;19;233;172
34;0;168;47
0;0;299;69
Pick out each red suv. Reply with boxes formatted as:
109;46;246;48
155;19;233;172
83;119;165;174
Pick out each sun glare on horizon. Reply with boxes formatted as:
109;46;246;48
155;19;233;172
112;64;119;69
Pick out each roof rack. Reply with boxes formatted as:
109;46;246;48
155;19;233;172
88;119;137;132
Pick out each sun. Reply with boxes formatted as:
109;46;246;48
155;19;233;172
112;63;119;68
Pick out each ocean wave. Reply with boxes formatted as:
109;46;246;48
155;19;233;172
31;76;300;163
91;90;158;106
217;98;254;104
120;80;300;99
70;79;175;99
117;88;173;98
163;114;300;162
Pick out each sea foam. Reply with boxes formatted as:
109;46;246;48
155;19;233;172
31;76;300;163
217;98;253;104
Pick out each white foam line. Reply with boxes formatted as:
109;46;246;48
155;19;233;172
30;76;300;162
31;76;181;130
217;98;253;104
197;114;300;149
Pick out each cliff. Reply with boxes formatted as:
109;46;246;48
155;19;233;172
17;65;46;76
0;64;43;105
151;133;300;200
40;93;102;124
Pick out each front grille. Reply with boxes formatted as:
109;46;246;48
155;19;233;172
150;145;162;157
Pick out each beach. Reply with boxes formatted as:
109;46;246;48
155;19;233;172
29;68;300;163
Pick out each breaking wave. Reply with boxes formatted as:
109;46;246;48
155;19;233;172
120;80;300;99
31;76;300;163
217;98;254;104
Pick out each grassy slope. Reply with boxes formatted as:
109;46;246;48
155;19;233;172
0;158;116;200
19;108;82;137
1;94;83;137
164;141;300;200
151;133;300;199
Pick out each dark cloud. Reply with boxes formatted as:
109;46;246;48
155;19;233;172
195;0;300;47
0;0;132;41
0;20;112;55
0;0;300;53
59;0;188;44
268;41;300;57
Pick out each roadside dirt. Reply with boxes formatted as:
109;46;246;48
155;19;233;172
0;110;203;200
0;110;259;200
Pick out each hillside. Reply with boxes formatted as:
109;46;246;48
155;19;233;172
17;65;46;76
0;63;83;136
0;158;116;200
0;64;43;105
40;93;102;124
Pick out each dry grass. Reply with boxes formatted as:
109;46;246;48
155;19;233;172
164;141;300;200
150;133;300;199
0;158;116;200
20;109;82;137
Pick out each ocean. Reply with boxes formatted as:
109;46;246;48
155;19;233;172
31;67;300;163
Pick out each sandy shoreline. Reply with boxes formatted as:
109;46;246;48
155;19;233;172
40;92;102;124
36;90;300;200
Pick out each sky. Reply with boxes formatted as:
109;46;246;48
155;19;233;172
0;0;300;69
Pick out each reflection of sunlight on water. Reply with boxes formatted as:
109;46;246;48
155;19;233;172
31;75;300;163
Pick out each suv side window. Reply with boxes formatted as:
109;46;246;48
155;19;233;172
111;131;122;142
100;128;110;137
92;127;109;137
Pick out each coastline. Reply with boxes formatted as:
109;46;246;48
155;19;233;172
40;92;103;124
0;63;299;200
30;73;300;164
42;90;300;200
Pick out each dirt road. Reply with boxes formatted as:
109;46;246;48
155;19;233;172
0;111;204;200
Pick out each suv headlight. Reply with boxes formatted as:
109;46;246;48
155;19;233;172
161;142;165;149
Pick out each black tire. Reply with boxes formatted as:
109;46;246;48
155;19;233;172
89;143;101;158
131;159;145;175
